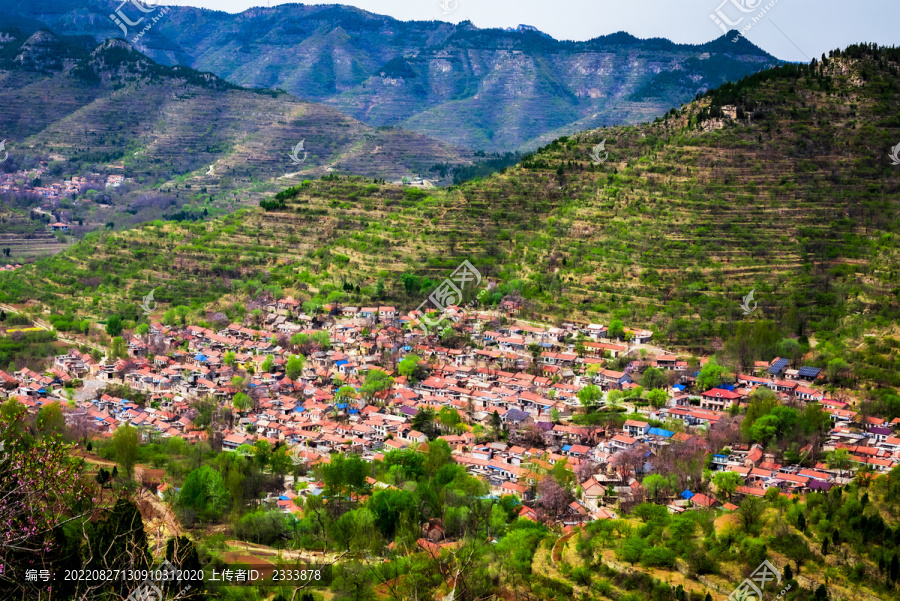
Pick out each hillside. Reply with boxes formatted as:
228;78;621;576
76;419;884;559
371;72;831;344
0;29;479;234
1;45;899;379
0;0;783;151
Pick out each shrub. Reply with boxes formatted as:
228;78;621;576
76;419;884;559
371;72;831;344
640;546;676;568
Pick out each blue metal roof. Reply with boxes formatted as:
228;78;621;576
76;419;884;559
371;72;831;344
336;403;348;409
672;384;686;391
720;384;735;391
681;490;694;499
562;445;572;451
335;359;349;366
647;427;674;438
194;354;208;361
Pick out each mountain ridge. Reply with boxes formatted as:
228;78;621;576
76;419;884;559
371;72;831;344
0;0;783;151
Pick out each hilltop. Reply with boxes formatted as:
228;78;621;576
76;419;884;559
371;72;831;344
0;0;783;151
1;44;899;381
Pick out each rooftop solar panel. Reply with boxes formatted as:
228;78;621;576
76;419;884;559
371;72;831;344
768;358;789;374
797;366;821;378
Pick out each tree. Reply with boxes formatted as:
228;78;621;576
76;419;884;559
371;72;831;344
96;467;110;488
490;410;502;439
641;366;667;390
827;448;852;479
360;369;393;402
105;315;123;337
437;405;462;430
178;465;230;523
549;458;576;491
0;411;95;596
36;402;66;437
233;392;252;413
322;453;370;501
607;320;625;340
223;351;236;368
285;354;305;381
577;384;603;411
269;446;292;476
616;537;647;565
165;536;204;597
234;509;289;545
712;471;742;500
86;498;150;596
112;423;139;480
737;496;766;533
109;336;128;360
331;561;376;601
696;358;725;391
398;354;421;380
740;387;778;439
827;358;851;383
261;355;275;374
536;476;572;519
412;407;437;439
642;474;673;500
424;438;453;477
647;388;668;409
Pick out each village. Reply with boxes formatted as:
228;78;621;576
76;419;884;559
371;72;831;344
1;297;895;528
0;163;125;202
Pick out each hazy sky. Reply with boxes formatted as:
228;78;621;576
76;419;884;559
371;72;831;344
170;0;896;62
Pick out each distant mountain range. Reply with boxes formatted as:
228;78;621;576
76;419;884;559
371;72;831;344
0;28;478;190
0;1;784;151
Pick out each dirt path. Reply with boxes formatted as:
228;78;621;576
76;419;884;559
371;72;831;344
550;530;577;565
136;486;184;539
223;540;342;564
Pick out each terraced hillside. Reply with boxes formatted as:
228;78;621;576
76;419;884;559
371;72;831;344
0;205;71;261
2;46;899;373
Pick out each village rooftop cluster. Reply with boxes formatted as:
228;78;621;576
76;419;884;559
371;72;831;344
1;298;895;525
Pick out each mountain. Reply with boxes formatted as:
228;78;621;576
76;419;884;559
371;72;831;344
0;1;784;152
0;28;480;241
2;44;899;385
